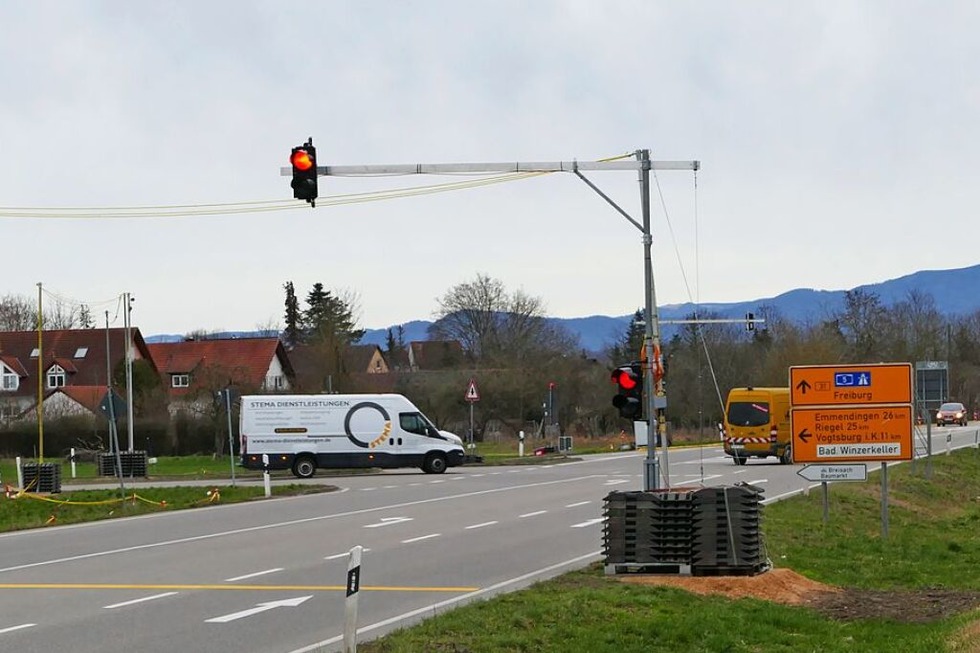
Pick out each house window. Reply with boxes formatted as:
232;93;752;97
47;364;66;389
74;347;88;358
172;374;190;388
265;375;284;390
1;366;18;391
30;348;39;359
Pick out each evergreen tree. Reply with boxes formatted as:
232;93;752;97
301;283;365;346
78;304;94;329
282;281;301;348
609;309;645;363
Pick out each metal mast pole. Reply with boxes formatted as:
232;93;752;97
125;293;135;451
37;282;44;463
637;150;668;491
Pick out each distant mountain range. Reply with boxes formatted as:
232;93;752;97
356;264;980;352
147;264;980;353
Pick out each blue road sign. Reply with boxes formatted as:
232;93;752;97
834;371;871;387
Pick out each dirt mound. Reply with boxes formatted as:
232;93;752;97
617;567;980;623
618;567;834;605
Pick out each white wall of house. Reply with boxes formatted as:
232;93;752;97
263;357;291;392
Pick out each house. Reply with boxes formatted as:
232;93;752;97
408;340;466;371
0;328;155;421
287;343;388;393
146;336;294;413
20;385;116;421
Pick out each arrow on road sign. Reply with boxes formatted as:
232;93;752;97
795;379;811;395
465;379;480;402
205;596;312;623
797;428;812;444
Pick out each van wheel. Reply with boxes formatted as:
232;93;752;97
779;448;792;465
292;455;317;479
733;455;747;466
422;453;447;474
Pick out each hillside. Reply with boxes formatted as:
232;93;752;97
356;263;980;353
146;264;980;352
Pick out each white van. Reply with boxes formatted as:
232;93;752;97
240;394;465;478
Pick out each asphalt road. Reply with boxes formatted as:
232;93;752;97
1;425;977;653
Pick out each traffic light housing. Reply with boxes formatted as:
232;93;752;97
611;362;643;419
745;312;755;332
290;139;318;206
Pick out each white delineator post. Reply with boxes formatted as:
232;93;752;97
262;454;271;498
344;545;363;653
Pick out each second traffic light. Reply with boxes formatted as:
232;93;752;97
611;362;643;419
290;139;318;207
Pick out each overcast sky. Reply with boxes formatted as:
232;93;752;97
1;2;976;337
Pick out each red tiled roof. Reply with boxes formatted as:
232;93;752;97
146;337;292;392
57;385;110;414
0;328;154;400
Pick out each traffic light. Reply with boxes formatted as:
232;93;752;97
745;312;755;332
611;362;643;419
290;139;318;206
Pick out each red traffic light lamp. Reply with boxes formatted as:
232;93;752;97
611;363;643;419
290;138;318;207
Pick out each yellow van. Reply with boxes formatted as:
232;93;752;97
722;387;792;465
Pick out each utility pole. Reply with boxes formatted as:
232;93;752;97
124;292;135;451
282;152;699;490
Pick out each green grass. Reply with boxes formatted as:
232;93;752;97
357;450;980;653
0;483;334;532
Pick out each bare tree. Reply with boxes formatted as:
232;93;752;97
0;294;38;330
429;273;574;363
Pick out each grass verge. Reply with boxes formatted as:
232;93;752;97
357;449;980;653
0;483;335;532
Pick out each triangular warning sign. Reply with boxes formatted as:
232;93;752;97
465;379;480;402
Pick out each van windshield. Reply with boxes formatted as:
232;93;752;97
727;402;770;427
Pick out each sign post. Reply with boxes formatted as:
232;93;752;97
464;379;480;449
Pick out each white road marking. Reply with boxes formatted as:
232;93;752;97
104;592;178;609
465;521;497;530
571;518;604;528
325;548;370;560
0;624;36;635
565;501;591;508
206;596;313;624
285;551;603;653
402;533;440;544
225;568;283;582
519;510;547;518
0;473;609;574
364;517;413;529
747;479;768;485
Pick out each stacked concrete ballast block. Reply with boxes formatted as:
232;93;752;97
603;483;769;576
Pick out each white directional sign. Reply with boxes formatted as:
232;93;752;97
797;464;868;482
